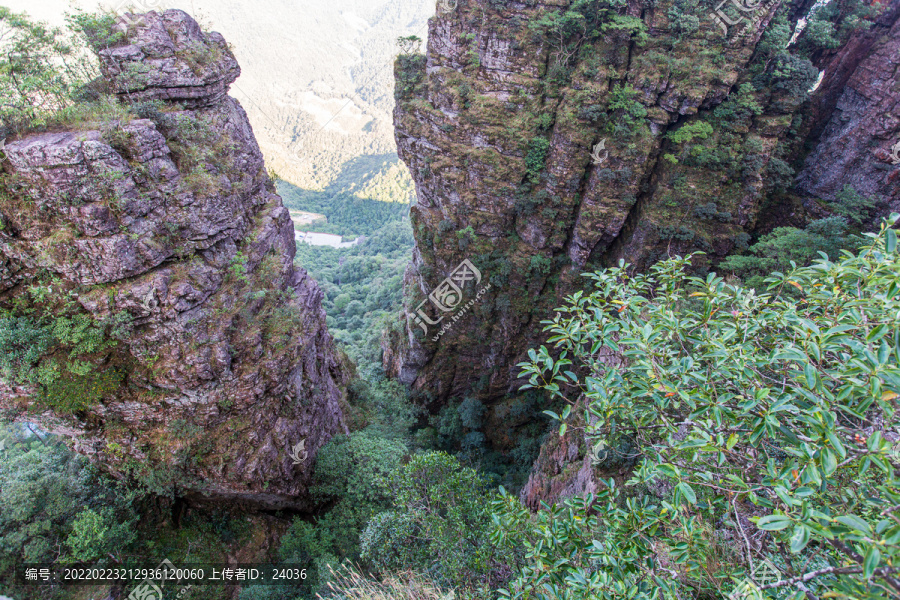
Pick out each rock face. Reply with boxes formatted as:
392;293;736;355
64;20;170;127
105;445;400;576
795;2;900;215
100;10;241;109
388;0;815;406
387;0;900;505
0;10;348;510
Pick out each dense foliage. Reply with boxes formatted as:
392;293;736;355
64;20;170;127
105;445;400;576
277;178;411;238
0;8;134;137
295;218;413;374
361;452;508;593
0;8;93;135
0;425;137;599
278;431;408;593
720;186;878;289
512;215;900;598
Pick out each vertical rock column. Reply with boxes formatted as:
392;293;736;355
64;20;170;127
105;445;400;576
0;10;348;509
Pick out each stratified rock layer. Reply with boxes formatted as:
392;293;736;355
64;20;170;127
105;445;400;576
100;10;241;109
388;0;810;405
0;10;348;509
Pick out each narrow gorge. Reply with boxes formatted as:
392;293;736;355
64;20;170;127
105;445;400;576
385;0;900;404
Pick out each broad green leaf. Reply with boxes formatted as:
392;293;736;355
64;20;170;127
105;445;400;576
789;525;810;553
863;546;881;579
677;482;697;505
756;515;792;531
835;515;872;535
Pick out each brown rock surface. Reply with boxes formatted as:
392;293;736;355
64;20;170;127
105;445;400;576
796;2;900;216
100;10;241;109
388;0;810;407
0;10;348;510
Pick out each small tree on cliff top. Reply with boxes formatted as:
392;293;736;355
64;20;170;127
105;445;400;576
499;214;900;599
0;8;87;134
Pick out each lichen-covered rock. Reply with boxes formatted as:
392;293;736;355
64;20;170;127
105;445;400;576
388;0;812;407
0;10;347;510
99;9;241;109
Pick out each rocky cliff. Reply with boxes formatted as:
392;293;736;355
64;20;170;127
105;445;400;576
386;0;899;502
796;0;900;214
0;10;348;510
388;0;819;404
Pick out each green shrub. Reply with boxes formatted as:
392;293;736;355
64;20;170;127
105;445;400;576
40;365;124;414
667;0;701;37
528;255;553;276
394;53;426;101
457;397;485;430
0;311;124;413
607;83;646;126
720;216;857;288
278;431;407;592
0;315;54;384
712;83;763;130
693;202;731;222
770;54;819;105
67;507;137;562
828;185;877;227
361;452;507;593
524;137;550;185
0;8;97;136
0;425;137;595
511;215;900;598
666;121;714;145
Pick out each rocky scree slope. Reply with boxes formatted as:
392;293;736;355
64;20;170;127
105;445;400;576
0;10;348;510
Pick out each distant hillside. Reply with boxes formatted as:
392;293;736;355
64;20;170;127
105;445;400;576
5;0;435;190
